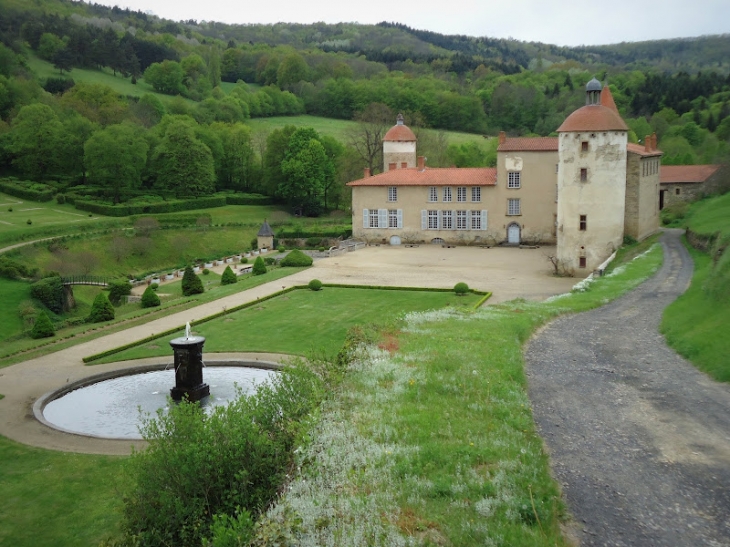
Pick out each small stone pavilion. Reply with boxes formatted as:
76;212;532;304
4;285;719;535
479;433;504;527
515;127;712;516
257;220;274;250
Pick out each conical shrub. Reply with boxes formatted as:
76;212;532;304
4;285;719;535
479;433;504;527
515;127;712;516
220;265;237;285
87;292;115;323
181;266;204;296
141;285;161;308
31;309;55;339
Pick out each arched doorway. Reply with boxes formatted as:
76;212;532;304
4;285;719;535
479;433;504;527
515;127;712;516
507;223;521;245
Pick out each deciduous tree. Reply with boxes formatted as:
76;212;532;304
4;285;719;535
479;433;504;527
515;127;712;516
153;120;215;197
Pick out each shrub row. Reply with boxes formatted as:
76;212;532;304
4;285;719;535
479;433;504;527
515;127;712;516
224;193;273;206
0;179;55;202
74;196;228;217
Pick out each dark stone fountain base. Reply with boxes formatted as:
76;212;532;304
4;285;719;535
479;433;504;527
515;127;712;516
169;335;210;402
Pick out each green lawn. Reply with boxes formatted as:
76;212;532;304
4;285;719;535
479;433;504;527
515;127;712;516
0;436;123;547
685;191;730;239
0;278;30;339
95;287;480;362
0;192;107;244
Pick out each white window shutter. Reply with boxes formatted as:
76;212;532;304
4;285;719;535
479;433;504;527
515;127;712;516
481;210;487;230
466;210;472;229
397;209;403;229
363;209;368;229
378;209;387;228
421;210;427;230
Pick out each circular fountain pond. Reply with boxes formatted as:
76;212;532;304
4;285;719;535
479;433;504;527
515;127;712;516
40;365;277;440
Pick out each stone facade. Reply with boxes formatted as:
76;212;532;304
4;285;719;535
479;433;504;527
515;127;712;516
625;144;661;241
660;165;727;209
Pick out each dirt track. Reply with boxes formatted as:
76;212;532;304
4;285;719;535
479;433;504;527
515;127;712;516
0;244;576;455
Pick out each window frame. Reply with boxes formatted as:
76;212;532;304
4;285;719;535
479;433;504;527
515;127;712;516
387;186;398;202
443;187;452;202
471;187;481;202
457;187;467;202
507;172;521;189
580;168;588;182
471;210;482;230
441;210;453;230
579;214;587;231
428;186;438;202
368;209;379;228
456;210;468;230
427;210;439;230
507;198;521;216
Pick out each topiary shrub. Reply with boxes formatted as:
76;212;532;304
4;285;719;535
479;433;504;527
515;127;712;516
318;246;326;252
202;268;210;275
108;279;132;305
454;282;469;295
87;292;115;323
278;246;285;253
252;256;267;275
240;257;248;264
141;285;161;308
264;257;275;265
181;265;204;296
31;309;55;339
280;249;313;267
26;219;32;225
30;275;65;313
308;279;322;291
220;265;237;285
56;194;66;204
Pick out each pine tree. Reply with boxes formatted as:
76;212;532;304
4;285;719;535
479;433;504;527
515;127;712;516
31;309;55;339
87;292;115;323
141;285;161;307
181;265;204;296
220;265;237;285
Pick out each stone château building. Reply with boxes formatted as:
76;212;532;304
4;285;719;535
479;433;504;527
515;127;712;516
348;79;661;273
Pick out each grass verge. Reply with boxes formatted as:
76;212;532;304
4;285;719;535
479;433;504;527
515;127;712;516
0;436;123;547
661;241;730;382
257;243;663;545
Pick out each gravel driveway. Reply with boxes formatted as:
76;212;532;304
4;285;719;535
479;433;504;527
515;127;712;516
525;230;730;546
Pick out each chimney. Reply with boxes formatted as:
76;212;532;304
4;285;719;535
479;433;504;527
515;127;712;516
651;133;657;151
363;167;370;178
417;156;425;171
401;162;408;169
645;135;651;152
498;131;506;145
389;162;397;171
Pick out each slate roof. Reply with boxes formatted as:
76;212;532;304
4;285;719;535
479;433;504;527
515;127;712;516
347;167;497;187
257;220;274;237
660;165;722;184
497;137;558;152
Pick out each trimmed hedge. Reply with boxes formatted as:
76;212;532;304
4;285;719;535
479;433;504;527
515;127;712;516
141;285;161;308
252;256;267;275
221;265;237;285
225;193;273;206
0;179;55;202
277;227;352;240
87;292;115;323
74;196;227;217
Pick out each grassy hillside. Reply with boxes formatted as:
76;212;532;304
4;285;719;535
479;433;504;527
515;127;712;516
662;193;730;382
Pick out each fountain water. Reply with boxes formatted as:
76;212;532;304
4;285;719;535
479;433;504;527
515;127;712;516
169;322;210;402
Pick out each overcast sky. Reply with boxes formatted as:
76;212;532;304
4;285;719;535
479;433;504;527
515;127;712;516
93;0;729;47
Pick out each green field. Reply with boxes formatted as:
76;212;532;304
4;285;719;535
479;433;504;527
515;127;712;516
685;191;730;239
96;287;480;362
26;54;195;106
0;193;106;245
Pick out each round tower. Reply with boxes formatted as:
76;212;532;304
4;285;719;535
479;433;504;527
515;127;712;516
556;78;628;274
383;114;417;172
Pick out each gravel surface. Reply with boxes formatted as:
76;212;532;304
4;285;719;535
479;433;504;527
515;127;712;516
525;230;730;546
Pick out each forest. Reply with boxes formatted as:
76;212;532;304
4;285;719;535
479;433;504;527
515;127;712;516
0;0;729;215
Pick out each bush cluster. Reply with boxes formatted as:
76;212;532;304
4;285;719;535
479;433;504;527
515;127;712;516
220;265;237;285
308;279;322;291
280;249;313;267
118;364;325;546
0;256;36;280
252;256;267;275
30;275;65;313
30;310;55;339
141;285;161;308
454;282;470;295
87;292;115;323
181;266;204;296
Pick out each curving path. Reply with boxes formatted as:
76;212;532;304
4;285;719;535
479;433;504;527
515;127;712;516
526;230;730;546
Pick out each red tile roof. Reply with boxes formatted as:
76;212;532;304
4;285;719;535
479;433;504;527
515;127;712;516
627;143;662;157
497;137;558;152
383;124;417;142
348;167;497;187
558;104;629;132
660;165;722;184
600;85;620;114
